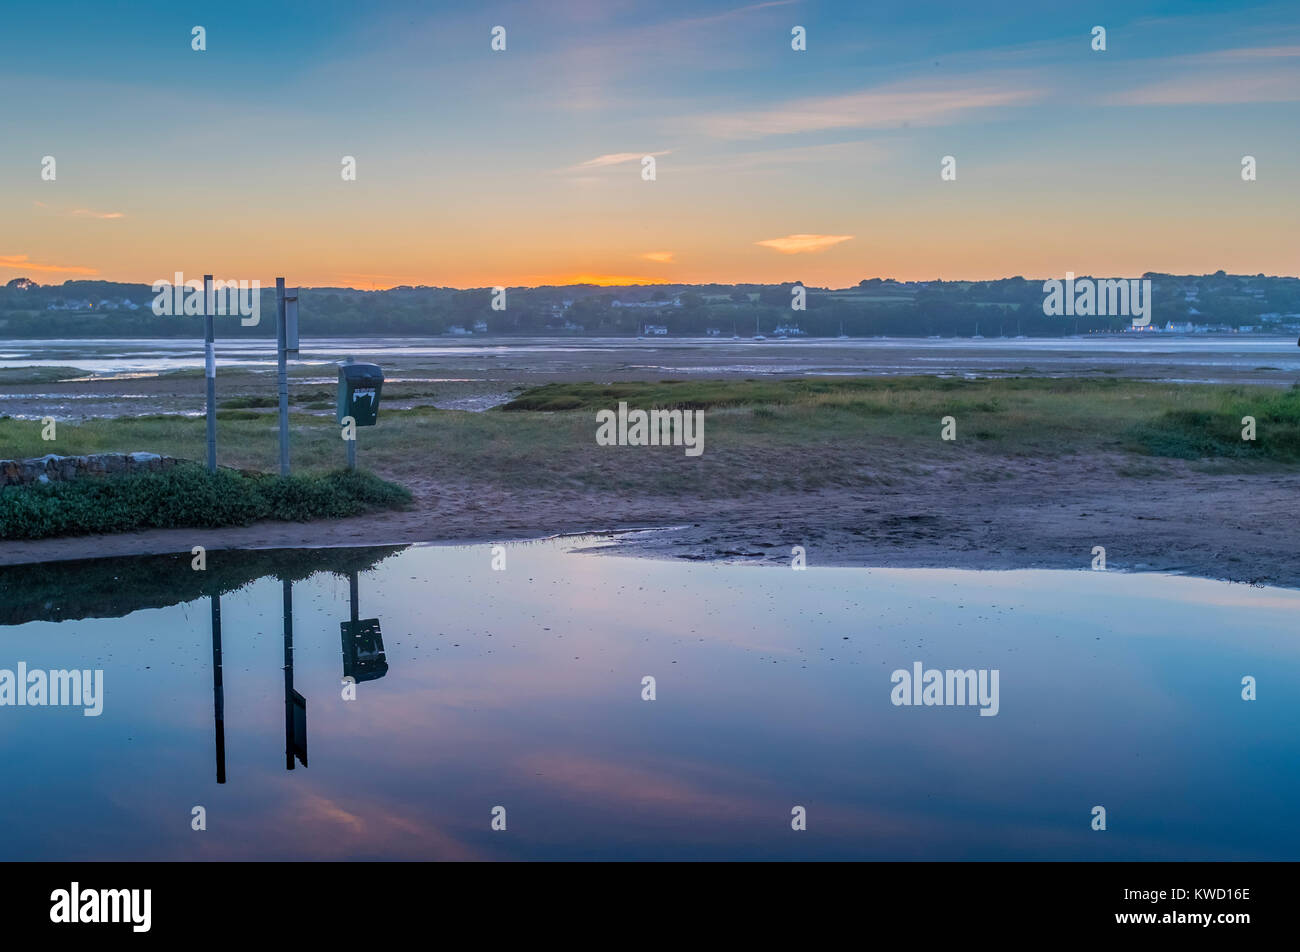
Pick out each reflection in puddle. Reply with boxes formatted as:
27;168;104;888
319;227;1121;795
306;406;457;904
0;539;1296;861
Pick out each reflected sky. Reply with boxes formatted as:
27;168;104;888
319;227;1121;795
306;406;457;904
0;538;1296;860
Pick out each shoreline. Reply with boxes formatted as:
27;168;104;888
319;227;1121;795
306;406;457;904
4;455;1296;588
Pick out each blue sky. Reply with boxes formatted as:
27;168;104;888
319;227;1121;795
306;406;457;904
2;0;1297;287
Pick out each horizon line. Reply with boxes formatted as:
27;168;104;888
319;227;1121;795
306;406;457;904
8;270;1300;294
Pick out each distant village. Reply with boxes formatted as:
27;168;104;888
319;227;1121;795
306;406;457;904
1;273;1297;339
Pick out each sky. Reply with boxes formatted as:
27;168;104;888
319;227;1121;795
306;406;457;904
1;0;1297;289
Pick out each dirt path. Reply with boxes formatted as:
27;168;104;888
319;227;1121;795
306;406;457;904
3;453;1296;588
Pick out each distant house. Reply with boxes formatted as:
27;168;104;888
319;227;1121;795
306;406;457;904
706;328;722;337
643;324;668;336
773;324;806;336
446;325;471;335
615;299;680;308
473;320;488;333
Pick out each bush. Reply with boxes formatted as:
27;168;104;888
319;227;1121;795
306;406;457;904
0;464;412;540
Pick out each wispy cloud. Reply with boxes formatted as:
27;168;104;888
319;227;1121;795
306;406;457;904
33;202;125;220
0;254;98;275
570;150;671;170
691;78;1041;139
670;140;883;176
641;251;674;263
1193;44;1300;62
755;234;854;255
1111;65;1300;105
659;0;798;30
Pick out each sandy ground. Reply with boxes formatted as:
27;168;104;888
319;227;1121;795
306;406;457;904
4;452;1296;588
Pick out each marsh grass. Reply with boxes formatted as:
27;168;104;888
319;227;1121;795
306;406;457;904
2;378;1294;504
0;366;87;385
1128;385;1300;461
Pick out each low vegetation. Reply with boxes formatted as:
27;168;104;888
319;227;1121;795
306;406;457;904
0;378;1294;527
0;464;411;540
504;377;1300;462
1130;385;1300;461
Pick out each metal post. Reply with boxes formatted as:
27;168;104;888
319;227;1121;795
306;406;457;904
204;274;216;472
210;591;225;784
349;570;359;624
276;277;289;476
347;434;356;471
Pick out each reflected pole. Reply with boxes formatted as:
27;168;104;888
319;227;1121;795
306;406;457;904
349;570;359;624
282;578;295;771
210;590;226;784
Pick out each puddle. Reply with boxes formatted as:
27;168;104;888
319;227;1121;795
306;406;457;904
0;538;1295;860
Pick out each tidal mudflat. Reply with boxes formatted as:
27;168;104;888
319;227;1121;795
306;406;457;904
4;336;1299;421
1;537;1294;861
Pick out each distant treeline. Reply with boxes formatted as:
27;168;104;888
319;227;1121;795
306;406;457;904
1;273;1297;339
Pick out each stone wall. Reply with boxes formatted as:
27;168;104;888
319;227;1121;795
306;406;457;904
0;452;180;487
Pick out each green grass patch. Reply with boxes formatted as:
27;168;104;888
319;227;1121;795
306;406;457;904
500;377;954;412
220;395;279;409
0;464;412;540
1129;385;1300;461
0;366;87;384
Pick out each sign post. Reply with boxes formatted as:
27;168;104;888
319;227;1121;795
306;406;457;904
204;274;216;472
275;278;290;476
337;359;384;471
